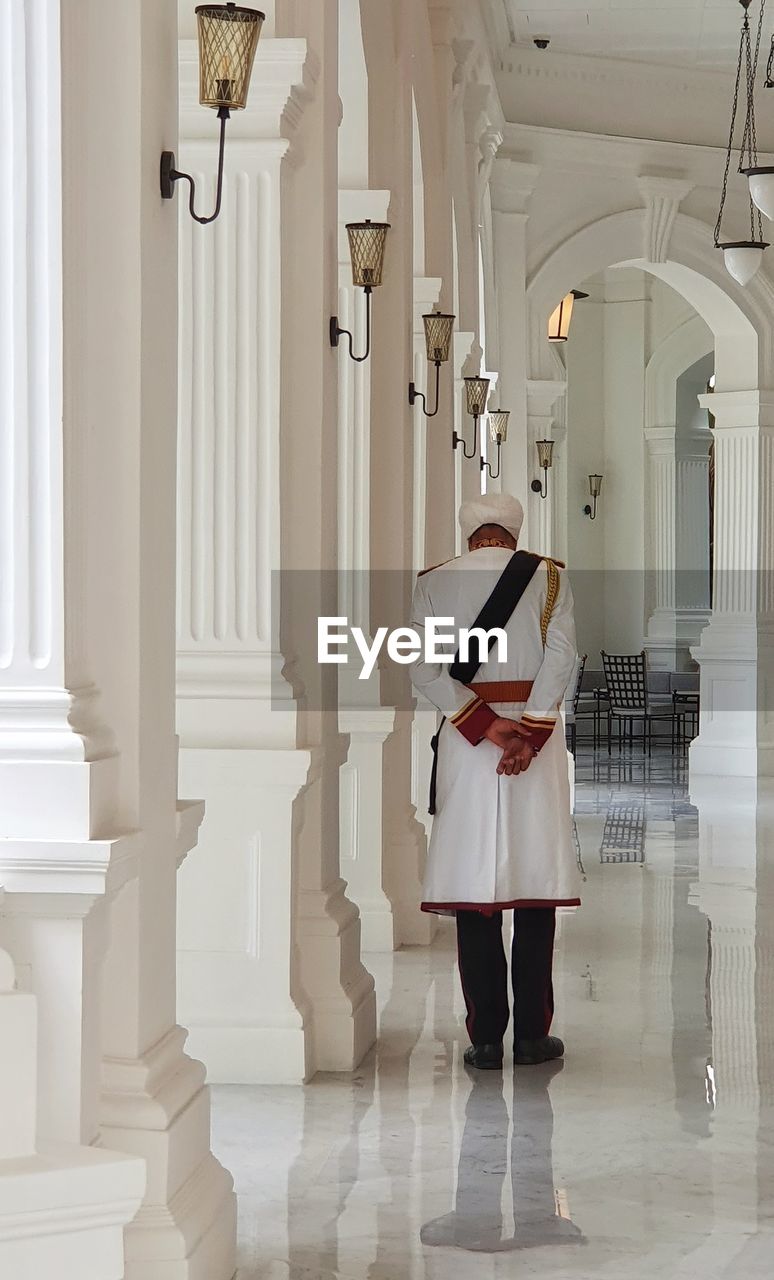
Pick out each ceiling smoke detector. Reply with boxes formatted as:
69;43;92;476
533;37;550;50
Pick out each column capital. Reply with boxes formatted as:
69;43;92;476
698;388;774;429
491;156;540;215
412;276;443;333
644;425;678;454
179;37;316;141
526;378;567;418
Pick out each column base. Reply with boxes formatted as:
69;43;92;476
296;878;377;1074
690;621;774;779
177;745;310;1084
644;607;709;672
0;1144;145;1280
101;1027;236;1280
339;706;397;954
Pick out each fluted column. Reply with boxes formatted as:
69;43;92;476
691;390;774;777
1;3;234;1275
491;158;539;523
645;426;711;670
452;332;478;551
175;32;375;1078
336;189;397;952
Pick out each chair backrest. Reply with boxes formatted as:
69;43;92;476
601;650;648;711
572;654;588;713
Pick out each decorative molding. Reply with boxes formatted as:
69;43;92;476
637;175;695;264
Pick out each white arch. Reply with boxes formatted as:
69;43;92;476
527;209;774;391
646;313;714;432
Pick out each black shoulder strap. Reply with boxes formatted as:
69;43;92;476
449;550;542;684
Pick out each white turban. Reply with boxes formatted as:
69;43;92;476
459;493;524;545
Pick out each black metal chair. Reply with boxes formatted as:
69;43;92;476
565;654;587;756
600;650;676;755
670;671;700;752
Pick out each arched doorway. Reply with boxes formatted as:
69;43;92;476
526;209;774;778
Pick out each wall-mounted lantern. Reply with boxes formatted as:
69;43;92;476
330;220;391;362
584;473;603;520
409;310;456;416
161;4;264;225
481;411;509;481
547;290;589;342
453;377;490;458
531;439;555;499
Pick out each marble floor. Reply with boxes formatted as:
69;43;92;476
212;748;774;1279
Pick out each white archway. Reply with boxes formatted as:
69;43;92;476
527;209;771;390
526;206;774;776
645;313;714;432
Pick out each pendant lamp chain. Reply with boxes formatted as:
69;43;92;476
715;0;766;248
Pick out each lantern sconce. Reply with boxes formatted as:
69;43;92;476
547;290;589;343
584;473;603;521
453;377;490;458
409;310;456;416
531;439;555;499
330;220;391;363
161;4;264;225
481;411;510;481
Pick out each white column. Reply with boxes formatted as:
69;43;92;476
271;1;377;1072
0;2;122;1149
336;188;398;953
691;390;774;777
176;37;375;1079
452;332;478;551
645;426;711;670
491;159;539;520
526;380;566;557
0;3;234;1276
0;939;145;1280
411;276;444;570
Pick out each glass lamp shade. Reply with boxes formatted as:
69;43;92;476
464;377;490;417
196;4;265;110
489;411;510;444
536;439;555;470
423;311;455;364
548;291;575;342
745;167;774;221
589;473;603;499
720;240;768;286
345;220;390;288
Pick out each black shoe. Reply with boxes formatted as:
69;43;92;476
464;1042;504;1070
514;1035;564;1066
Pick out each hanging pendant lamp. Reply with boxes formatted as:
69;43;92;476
744;12;774;218
715;0;769;285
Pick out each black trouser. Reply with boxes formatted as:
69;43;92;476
456;908;556;1045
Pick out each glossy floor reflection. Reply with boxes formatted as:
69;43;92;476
214;749;774;1279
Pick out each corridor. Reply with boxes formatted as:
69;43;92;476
214;755;774;1279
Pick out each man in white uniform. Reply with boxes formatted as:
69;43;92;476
410;493;580;1070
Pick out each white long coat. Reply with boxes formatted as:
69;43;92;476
410;547;581;914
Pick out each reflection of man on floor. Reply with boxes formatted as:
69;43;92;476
421;1064;585;1252
411;494;581;1070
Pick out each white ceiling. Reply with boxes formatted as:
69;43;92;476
505;0;762;70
